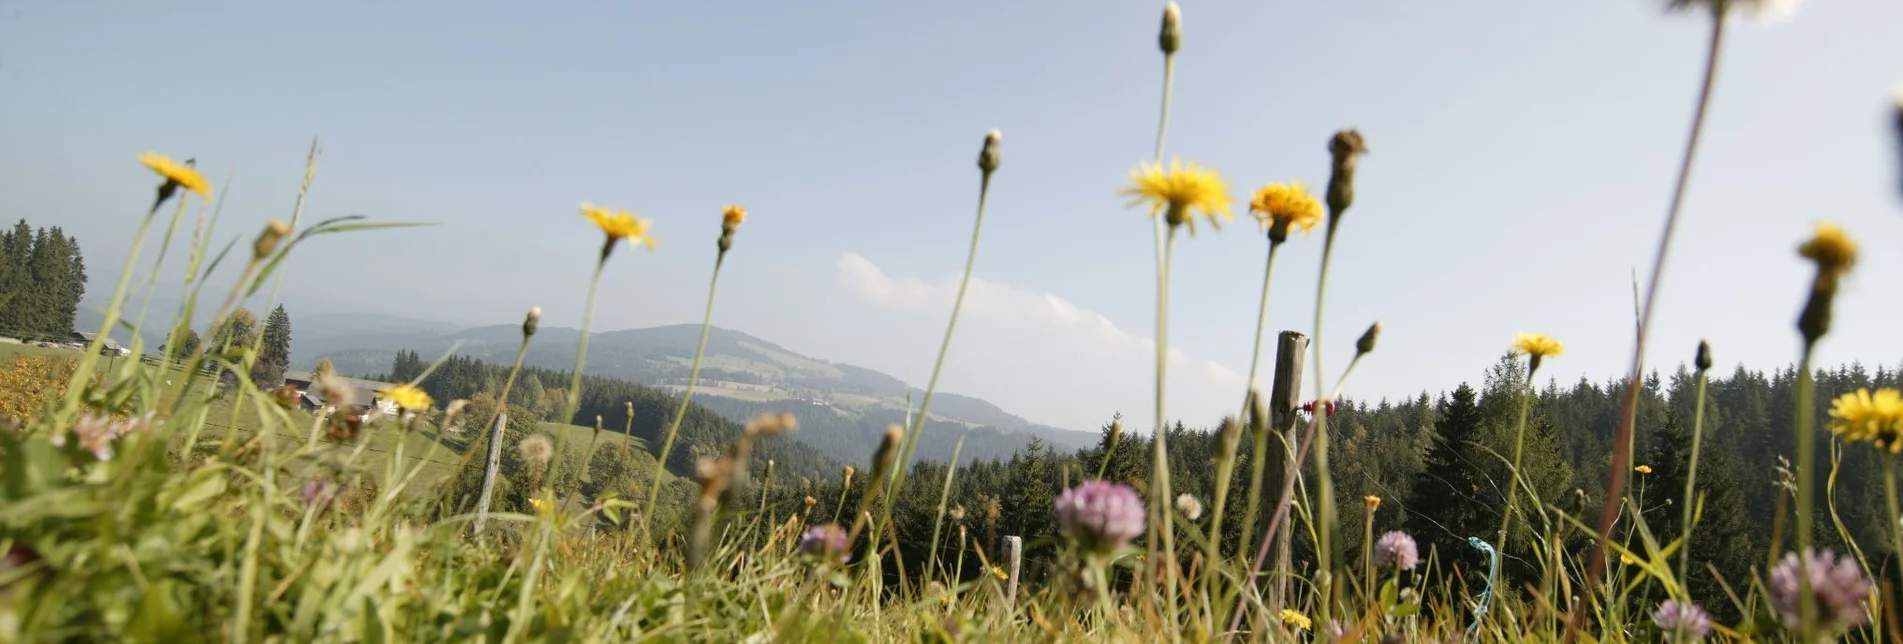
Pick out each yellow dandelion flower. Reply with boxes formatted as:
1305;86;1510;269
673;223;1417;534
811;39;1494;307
1364;495;1382;512
1123;158;1233;235
1249;181;1324;238
1827;388;1903;452
530;497;547;512
138;152;213;200
1798;221;1857;279
1280;609;1311;631
1512;333;1564;359
379;383;433;412
581;203;657;250
1635;464;1653;475
990;566;1008;581
722;205;747;229
1620;551;1638;566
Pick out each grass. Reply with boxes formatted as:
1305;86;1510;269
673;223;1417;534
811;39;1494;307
2;3;1897;642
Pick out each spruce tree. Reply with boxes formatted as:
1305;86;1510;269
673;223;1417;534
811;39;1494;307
1406;383;1489;574
313;357;336;379
254;305;293;386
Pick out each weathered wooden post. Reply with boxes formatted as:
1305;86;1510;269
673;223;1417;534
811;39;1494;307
473;412;508;535
1264;331;1308;612
1004;535;1023;608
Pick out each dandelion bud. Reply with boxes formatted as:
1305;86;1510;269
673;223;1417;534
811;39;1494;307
1694;339;1713;372
523;307;542;338
1355;320;1381;356
253;219;291;259
1363;495;1382;512
719;205;747;252
1106;416;1124;452
978;129;1002;173
1325;129;1368;219
1158;2;1182;54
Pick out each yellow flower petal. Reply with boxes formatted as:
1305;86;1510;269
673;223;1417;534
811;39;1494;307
1512;333;1564;359
379;383;433;412
1249;181;1323;237
581;203;657;250
138;152;213;200
1798;222;1857;278
1122;158;1233;236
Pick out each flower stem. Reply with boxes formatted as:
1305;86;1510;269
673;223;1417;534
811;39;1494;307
553;258;608;501
646;251;726;540
1884;456;1903;606
56;205;162;425
1675;367;1710;591
1794;344;1818;638
1574;12;1727;640
1153;225;1182;632
1496;367;1538;556
1311;220;1341;626
1227;239;1285;590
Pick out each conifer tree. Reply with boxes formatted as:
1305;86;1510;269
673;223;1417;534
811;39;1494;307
1406;384;1489;573
254;305;293;386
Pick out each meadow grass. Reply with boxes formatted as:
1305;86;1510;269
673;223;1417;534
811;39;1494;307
3;2;1901;643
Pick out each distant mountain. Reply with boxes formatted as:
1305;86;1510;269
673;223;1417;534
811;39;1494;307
295;319;1098;465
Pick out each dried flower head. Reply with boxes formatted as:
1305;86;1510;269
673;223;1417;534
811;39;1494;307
139;152;212;202
523;307;542;337
1325;129;1368;216
1374;530;1420;570
380;383;433;412
1055;481;1145;554
1174;493;1203;521
949;504;966;522
842;464;856;481
1123;158;1233;236
1281;609;1312;631
519;434;554;466
271;384;301;409
1652;600;1713;641
253;219;291;259
1250;182;1323;240
1768;548;1871;631
581;203;657;256
1827;388;1903;452
799;523;850;563
803;495;816;508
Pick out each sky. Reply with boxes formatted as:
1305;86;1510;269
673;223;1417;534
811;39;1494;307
2;1;1900;432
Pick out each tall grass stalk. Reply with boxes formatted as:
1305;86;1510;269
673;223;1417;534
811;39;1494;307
1217;235;1284;619
1152;225;1183;631
1793;347;1819;638
886;130;998;531
1496;363;1539;561
1577;10;1728;635
925;436;966;585
1884;456;1903;604
56;201;166;426
1675;350;1711;591
1309;202;1343;626
646;250;726;538
556;257;609;510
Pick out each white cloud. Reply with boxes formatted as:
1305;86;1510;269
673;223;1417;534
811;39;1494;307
836;252;1246;428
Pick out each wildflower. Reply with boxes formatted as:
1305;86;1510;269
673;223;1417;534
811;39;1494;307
1797;222;1858;343
978;129;1002;173
1054;481;1145;554
379;383;433;412
1636;464;1654;475
1249;182;1323;241
1356;321;1381;356
519;434;554;466
990;565;1008;581
1281;609;1312;631
61;413;118;460
1652;600;1713;641
1798;222;1857;281
1123;159;1233;236
719;205;746;252
1323;621;1348;644
523;306;542;337
581;203;657;257
799;523;850;563
1621;551;1639;566
949;504;966;522
842;464;856;481
1827;388;1903;452
1768;548;1871;631
302;480;341;510
253;219;291;260
1158;2;1181;54
1373;531;1419;570
139;152;212;205
529;497;547;513
1325;129;1368;217
1363;495;1382;512
803;495;816;508
1175;493;1203;521
1513;332;1564;374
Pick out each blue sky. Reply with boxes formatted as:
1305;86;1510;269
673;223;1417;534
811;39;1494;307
2;1;1899;431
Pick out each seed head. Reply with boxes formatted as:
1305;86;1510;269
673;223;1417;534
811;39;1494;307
1325;129;1368;218
519;434;554;466
1174;493;1203;521
253;219;291;260
523;307;542;337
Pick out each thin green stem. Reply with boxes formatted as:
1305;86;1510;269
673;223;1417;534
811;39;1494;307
1884;456;1903;607
1573;12;1727;640
1311;221;1341;626
1675;369;1710;591
554;257;609;500
1497;370;1538;554
131;197;194;351
1794;346;1818;639
646;251;726;539
924;437;965;586
1239;241;1284;421
1153;225;1182;633
890;170;993;504
57;205;161;424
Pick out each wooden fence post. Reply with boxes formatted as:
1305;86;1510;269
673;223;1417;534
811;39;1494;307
1004;535;1023;608
1264;331;1308;613
473;412;508;535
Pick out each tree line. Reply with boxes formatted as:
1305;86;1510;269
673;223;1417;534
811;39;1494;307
0;220;87;341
